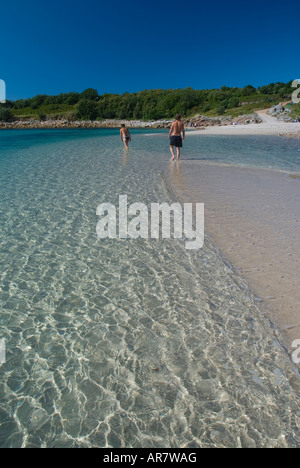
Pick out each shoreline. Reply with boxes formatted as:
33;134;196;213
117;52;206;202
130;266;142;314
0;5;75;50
1;127;300;447
1;114;299;352
0;118;173;130
0;113;262;131
1;108;299;136
188;109;300;137
167;160;300;351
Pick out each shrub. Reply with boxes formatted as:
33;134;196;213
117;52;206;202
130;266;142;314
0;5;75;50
30;95;47;109
217;106;226;115
76;99;98;120
203;105;211;113
228;97;240;108
65;93;80;105
38;112;47;121
80;88;98;101
243;85;256;95
0;107;13;122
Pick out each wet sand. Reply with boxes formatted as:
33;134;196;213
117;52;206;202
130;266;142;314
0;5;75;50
167;161;300;351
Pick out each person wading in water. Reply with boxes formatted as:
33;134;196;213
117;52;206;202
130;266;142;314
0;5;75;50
120;124;131;149
169;114;185;160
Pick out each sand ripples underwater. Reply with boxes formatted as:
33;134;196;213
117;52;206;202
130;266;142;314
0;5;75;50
1;130;300;448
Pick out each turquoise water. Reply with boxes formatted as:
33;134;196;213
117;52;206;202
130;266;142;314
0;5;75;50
1;129;300;171
147;131;300;171
1;129;300;448
188;133;300;171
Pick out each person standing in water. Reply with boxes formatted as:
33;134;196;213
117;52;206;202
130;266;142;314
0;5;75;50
169;114;185;160
120;124;131;149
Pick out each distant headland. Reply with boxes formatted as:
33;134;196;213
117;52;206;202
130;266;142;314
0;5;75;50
0;81;299;130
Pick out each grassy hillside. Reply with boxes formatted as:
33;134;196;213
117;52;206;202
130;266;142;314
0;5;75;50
290;103;300;119
0;81;298;122
10;104;75;120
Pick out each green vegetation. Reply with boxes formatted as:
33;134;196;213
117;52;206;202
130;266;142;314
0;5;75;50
0;107;13;122
38;112;47;121
77;99;98;120
290;103;300;120
0;81;297;122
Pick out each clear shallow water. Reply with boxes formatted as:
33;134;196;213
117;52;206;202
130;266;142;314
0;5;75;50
1;130;300;448
147;132;300;172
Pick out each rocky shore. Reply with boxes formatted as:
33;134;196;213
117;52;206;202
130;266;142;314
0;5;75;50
268;104;295;122
0;113;262;130
0;118;172;130
281;133;300;139
184;113;262;128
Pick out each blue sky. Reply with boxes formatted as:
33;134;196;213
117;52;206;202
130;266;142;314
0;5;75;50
1;0;299;100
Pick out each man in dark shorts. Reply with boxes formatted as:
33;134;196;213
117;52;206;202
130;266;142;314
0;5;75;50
120;124;131;149
169;114;185;160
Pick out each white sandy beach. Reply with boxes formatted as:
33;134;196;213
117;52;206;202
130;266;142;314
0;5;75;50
188;109;300;137
168;160;300;350
167;109;300;350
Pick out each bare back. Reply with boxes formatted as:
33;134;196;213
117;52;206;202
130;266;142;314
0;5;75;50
171;120;184;136
120;127;130;137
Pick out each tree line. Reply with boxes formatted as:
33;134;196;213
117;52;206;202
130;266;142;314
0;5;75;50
0;82;295;122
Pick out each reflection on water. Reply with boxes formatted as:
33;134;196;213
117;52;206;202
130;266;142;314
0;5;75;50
168;161;186;192
122;148;130;166
0;131;300;448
